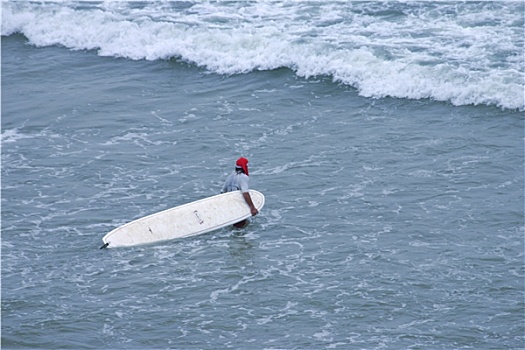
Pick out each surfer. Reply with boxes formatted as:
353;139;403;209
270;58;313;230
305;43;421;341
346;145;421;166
221;157;259;228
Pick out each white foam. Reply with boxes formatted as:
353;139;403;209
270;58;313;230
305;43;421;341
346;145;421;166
1;128;32;143
3;1;523;110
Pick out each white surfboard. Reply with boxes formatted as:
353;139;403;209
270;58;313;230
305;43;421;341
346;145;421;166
101;190;265;248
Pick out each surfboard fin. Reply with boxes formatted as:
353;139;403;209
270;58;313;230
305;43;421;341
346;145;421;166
100;242;109;249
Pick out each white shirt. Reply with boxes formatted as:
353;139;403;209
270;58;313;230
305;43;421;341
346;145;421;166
222;171;249;193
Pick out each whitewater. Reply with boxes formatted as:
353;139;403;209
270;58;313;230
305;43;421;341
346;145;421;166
2;0;523;110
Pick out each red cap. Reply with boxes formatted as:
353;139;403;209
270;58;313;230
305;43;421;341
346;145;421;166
235;157;249;176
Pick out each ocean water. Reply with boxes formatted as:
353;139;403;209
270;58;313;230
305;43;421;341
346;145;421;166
2;1;524;349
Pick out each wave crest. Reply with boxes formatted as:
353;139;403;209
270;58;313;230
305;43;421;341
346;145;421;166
2;1;523;110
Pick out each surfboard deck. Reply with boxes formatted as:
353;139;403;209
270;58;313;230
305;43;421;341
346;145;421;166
101;190;265;248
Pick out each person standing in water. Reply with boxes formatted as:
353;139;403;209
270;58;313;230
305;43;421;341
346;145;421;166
221;157;259;228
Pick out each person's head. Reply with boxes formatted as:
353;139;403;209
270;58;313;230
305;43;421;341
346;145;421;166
235;157;249;175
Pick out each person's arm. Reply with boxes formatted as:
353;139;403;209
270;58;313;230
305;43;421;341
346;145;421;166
242;191;259;216
221;173;231;193
238;174;258;215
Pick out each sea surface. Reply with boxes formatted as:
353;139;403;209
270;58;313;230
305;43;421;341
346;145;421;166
2;1;524;349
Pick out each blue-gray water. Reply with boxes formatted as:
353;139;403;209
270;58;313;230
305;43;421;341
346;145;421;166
2;2;524;349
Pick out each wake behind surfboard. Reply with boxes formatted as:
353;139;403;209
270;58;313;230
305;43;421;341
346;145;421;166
100;190;265;248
